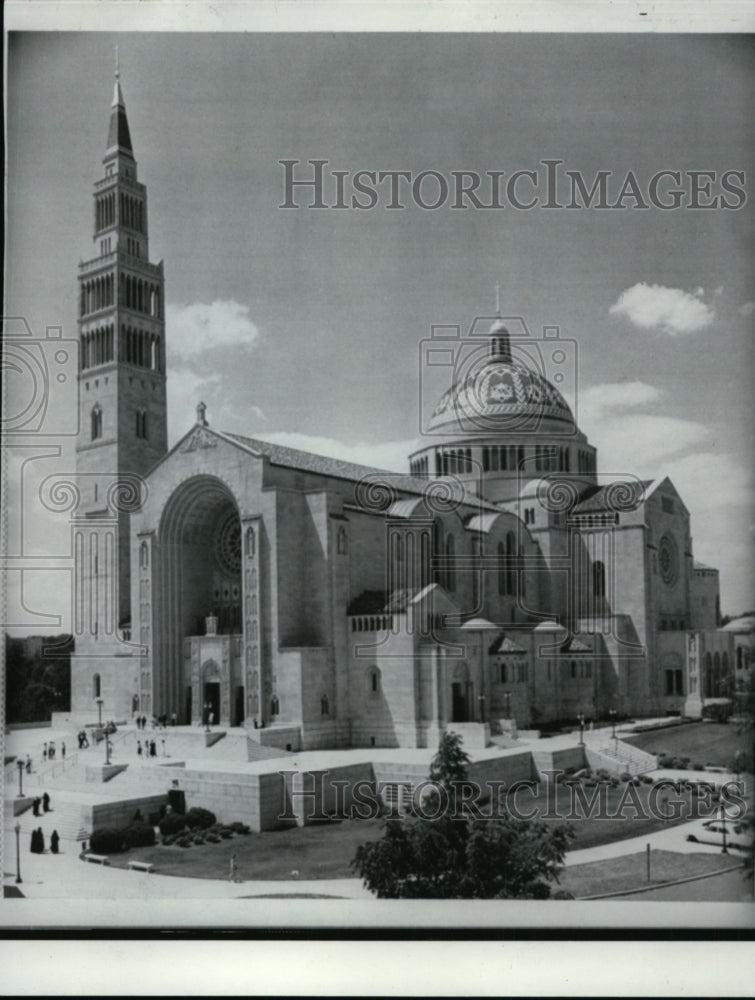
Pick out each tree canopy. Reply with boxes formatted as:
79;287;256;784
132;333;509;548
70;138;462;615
352;731;574;899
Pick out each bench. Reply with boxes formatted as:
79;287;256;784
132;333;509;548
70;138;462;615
84;853;110;865
127;860;154;874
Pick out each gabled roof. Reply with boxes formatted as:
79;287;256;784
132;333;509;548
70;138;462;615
346;584;449;616
489;634;527;654
571;479;653;514
228;432;432;493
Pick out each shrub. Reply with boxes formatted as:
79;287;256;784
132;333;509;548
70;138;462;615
205;833;221;844
121;823;156;848
521;881;551;900
230;821;250;835
610;777;619;788
192;835;205;845
162;834;176;846
620;772;632;782
552;889;576;900
672;757;687;770
159;812;186;837
702;702;732;723
658;755;673;768
90;828;128;854
176;836;191;848
640;774;653;784
693;762;704;771
219;827;233;839
184;807;217;831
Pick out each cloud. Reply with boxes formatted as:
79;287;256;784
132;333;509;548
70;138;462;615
254;431;415;473
739;300;755;317
609;283;715;335
578;380;709;473
579;381;662;422
165;300;259;361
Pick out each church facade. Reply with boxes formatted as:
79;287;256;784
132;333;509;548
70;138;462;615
69;73;735;748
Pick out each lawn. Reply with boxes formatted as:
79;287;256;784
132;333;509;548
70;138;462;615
522;779;710;851
105;817;385;881
623;721;752;771
556;849;742;899
101;776;713;881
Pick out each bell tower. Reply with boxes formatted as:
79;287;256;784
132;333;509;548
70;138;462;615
71;59;168;718
76;58;167;628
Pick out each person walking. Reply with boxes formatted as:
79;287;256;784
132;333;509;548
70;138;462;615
150;740;156;758
61;742;66;759
42;791;51;813
42;743;48;762
25;755;32;774
229;853;238;882
137;740;143;757
50;830;60;854
37;827;45;853
32;797;41;817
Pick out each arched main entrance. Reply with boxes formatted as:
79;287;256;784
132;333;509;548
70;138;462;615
158;476;243;725
449;661;472;722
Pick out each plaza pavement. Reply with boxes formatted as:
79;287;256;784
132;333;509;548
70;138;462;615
3;719;751;900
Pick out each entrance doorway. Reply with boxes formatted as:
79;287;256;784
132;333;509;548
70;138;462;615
203;682;220;724
452;682;470;722
233;685;244;727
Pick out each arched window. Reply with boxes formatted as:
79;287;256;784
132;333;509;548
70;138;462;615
445;533;455;591
320;695;329;716
593;560;606;599
91;404;103;441
93;673;101;699
135;408;148;439
245;526;256;558
505;531;516;595
497;541;506;596
368;667;380;695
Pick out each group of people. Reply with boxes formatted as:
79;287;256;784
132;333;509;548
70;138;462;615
135;713;178;730
77;730;90;749
42;741;64;761
30;827;59;854
31;792;52;816
136;739;159;758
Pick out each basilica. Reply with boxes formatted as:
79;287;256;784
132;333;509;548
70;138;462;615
69;73;737;749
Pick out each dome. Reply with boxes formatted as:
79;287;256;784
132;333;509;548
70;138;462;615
427;356;573;435
721;615;755;634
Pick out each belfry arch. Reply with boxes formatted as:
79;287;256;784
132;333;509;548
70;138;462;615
157;475;243;723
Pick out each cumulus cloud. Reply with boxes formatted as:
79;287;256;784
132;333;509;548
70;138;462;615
609;282;715;335
739;300;755;317
254;431;415;473
579;381;662;422
166;299;259;361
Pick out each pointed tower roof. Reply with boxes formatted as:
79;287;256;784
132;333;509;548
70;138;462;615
106;50;133;156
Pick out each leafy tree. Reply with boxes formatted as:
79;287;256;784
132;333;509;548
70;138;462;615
352;730;575;898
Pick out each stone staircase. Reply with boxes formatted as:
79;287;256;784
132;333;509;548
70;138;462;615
586;738;657;776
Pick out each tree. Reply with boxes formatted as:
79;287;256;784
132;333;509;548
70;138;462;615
352;731;575;899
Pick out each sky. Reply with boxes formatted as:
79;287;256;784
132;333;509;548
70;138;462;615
3;28;754;631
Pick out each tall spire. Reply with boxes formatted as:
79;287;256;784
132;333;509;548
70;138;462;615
107;48;133;156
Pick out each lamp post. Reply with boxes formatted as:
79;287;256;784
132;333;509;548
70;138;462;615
720;802;728;855
104;729;111;766
14;823;22;884
96;697;103;727
477;693;486;724
578;713;585;746
16;759;24;797
609;708;617;740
